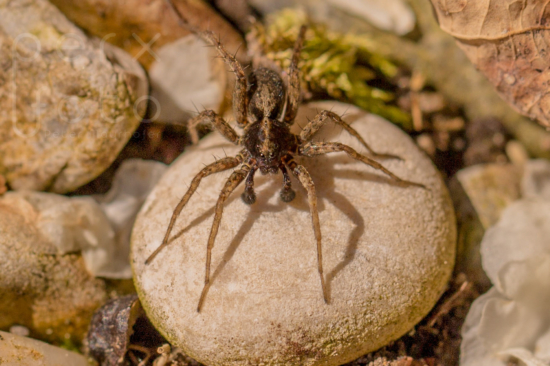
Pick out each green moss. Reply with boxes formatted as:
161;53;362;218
59;337;81;353
251;9;411;129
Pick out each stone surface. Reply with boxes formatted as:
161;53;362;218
522;159;550;200
325;0;415;35
249;0;415;35
0;0;147;193
0;331;89;366
0;192;108;344
148;36;228;124
131;102;456;366
449;164;522;290
49;0;245;124
0;190;121;278
454;165;522;230
98;159;168;278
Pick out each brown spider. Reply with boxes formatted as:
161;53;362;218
146;0;424;312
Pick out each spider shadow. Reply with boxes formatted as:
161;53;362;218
167;150;417;307
287;153;418;303
198;177;289;305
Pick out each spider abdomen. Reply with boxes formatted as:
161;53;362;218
248;68;285;120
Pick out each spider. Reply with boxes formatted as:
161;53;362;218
146;0;424;312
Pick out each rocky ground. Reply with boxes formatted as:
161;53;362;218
2;0;550;365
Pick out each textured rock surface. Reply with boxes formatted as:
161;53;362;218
49;0;245;123
0;193;108;343
0;331;89;366
131;102;456;365
0;0;147;193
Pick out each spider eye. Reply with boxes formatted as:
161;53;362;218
260;153;264;158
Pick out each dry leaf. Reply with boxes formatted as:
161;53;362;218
430;0;550;130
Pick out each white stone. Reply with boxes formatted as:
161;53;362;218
248;0;416;35
0;191;119;278
326;0;416;35
98;159;168;278
131;102;456;366
0;331;88;366
149;36;227;123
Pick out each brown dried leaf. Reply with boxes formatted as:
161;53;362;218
430;0;550;129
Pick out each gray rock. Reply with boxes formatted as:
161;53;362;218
0;0;148;193
131;102;456;366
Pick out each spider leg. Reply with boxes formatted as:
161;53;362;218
241;165;257;204
279;163;296;202
246;18;283;72
286;158;328;304
300;142;425;188
165;0;249;127
145;152;246;265
188;110;240;145
283;25;307;125
300;110;400;159
198;164;250;312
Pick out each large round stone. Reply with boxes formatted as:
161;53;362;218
131;102;456;365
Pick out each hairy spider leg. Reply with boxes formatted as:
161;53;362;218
284;25;307;125
300;110;400;160
165;0;249;128
187;110;241;145
241;165;257;204
279;164;296;202
285;157;329;304
145;152;246;265
198;164;251;312
300;142;425;188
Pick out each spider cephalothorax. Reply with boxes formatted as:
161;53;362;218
146;0;424;312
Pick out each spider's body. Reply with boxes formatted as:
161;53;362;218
147;0;424;312
243;68;298;177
